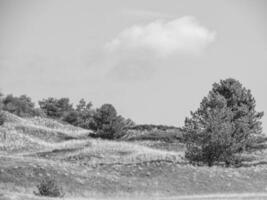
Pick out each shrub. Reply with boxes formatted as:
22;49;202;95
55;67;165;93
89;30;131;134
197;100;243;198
183;78;264;167
90;104;120;139
0;112;4;125
2;94;42;117
61;99;95;129
39;97;73;119
62;110;80;126
0;94;4;125
36;177;64;197
90;104;133;139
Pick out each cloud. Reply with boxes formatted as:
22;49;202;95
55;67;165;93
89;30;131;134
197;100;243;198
103;16;216;81
106;16;216;57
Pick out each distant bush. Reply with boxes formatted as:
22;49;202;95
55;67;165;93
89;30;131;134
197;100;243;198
62;98;95;129
126;124;179;131
0;93;4;125
39;97;73;119
124;130;183;142
35;177;64;197
0;112;4;125
183;78;264;167
62;110;80;126
90;104;134;139
2;94;43;118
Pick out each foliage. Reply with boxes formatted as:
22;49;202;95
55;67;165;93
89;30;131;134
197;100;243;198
75;98;94;129
62;98;94;129
90;104;132;139
62;110;80;126
39;97;73;119
124;129;183;142
126;124;179;131
0;112;4;126
2;94;44;117
0;93;4;125
183;78;264;166
36;176;64;197
0;93;133;139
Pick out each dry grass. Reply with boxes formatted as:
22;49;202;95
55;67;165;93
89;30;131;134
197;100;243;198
1;112;267;199
0;112;185;165
2;191;267;200
0;125;50;153
0;112;90;154
122;129;182;142
58;139;184;165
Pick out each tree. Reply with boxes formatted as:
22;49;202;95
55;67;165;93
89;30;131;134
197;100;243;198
0;93;4;125
2;94;41;117
183;78;264;166
90;104;129;139
62;110;80;126
91;104;118;139
76;99;92;113
39;98;73;119
62;99;94;128
75;99;94;129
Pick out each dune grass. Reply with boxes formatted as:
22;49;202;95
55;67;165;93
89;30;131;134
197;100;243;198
0;112;90;154
0;112;267;199
57;138;184;165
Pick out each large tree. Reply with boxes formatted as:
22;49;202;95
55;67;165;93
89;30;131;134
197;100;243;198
183;78;264;166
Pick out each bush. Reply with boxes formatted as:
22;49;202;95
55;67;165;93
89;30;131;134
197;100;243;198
0;112;4;125
2;94;43;118
90;104;133;139
36;177;64;197
0;94;4;125
62;110;80;126
62;99;94;129
183;78;264;167
39;97;73;119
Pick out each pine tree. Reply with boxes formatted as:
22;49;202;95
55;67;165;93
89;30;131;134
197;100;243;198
183;78;264;166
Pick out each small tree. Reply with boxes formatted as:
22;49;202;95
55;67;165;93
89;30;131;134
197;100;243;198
39;97;73;119
2;94;41;117
90;104;131;139
62;110;80;126
62;99;94;128
0;93;4;125
91;104;119;139
183;78;264;166
0;112;4;126
75;99;94;129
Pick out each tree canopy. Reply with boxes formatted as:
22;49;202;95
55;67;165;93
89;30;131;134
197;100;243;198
183;78;264;166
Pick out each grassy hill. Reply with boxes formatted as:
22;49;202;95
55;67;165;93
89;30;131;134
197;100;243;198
0;112;267;200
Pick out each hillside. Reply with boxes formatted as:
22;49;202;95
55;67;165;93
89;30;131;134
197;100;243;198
0;112;267;200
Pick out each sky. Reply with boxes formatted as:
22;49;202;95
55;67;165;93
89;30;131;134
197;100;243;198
0;0;267;129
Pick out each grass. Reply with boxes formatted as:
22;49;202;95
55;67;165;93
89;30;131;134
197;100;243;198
1;153;267;198
2;192;267;200
0;112;267;199
0;111;90;153
122;129;183;142
58;139;185;165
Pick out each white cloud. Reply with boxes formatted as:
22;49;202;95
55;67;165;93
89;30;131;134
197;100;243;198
103;16;216;81
106;16;216;57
